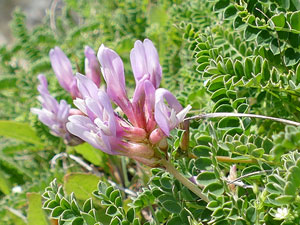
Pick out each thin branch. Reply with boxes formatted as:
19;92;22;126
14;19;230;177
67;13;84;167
227;170;285;184
223;179;264;191
185;112;300;126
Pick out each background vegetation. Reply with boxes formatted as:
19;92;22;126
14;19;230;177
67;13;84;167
0;0;300;224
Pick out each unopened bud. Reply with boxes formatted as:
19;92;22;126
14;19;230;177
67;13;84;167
179;120;189;151
149;128;165;144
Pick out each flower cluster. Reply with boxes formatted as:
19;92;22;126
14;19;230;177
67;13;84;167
33;39;190;166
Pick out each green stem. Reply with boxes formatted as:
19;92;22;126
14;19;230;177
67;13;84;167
160;159;209;203
186;112;300;126
121;157;129;187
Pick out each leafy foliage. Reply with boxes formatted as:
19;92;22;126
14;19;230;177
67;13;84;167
1;0;300;224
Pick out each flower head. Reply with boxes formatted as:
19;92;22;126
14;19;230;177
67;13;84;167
274;208;288;220
65;39;190;166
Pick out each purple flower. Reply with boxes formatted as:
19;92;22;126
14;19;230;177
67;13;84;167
154;88;191;136
66;74;153;158
84;46;101;87
130;39;162;88
49;47;80;98
97;44;136;125
31;75;82;145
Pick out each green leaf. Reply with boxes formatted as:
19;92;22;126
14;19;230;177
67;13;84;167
197;172;217;186
162;200;182;214
126;208;135;223
224;5;237;19
270;13;285;30
195;157;212;170
284;48;300;66
27;192;49;225
234;16;246;30
214;0;230;11
291;0;300;10
74;143;107;166
64;173;99;200
261;60;270;81
166;216;183;225
203;183;224;196
0;121;43;145
275;195;295;204
270;39;284;55
246;207;256;223
71;218;84;225
81;212;96;225
291;11;300;31
244;26;259;41
284;181;296;196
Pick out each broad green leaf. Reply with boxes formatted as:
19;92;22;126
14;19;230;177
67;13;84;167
246;207;256;223
275;195;295;204
27;192;49;225
270;38;284;55
195;157;212;170
162;200;182;214
203;183;224;196
0;121;43;145
64;173;99;200
234;16;246;30
214;0;230;11
284;181;296;196
270;13;285;30
166;216;183;225
244;26;259;41
73;143;107;166
224;5;237;19
81;212;96;225
197;171;217;186
291;0;300;10
291;11;300;31
284;48;300;66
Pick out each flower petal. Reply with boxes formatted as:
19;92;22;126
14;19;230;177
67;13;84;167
49;47;75;93
84;46;101;87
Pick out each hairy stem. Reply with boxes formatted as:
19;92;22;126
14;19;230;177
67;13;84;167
186;112;300;126
160;159;209;203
